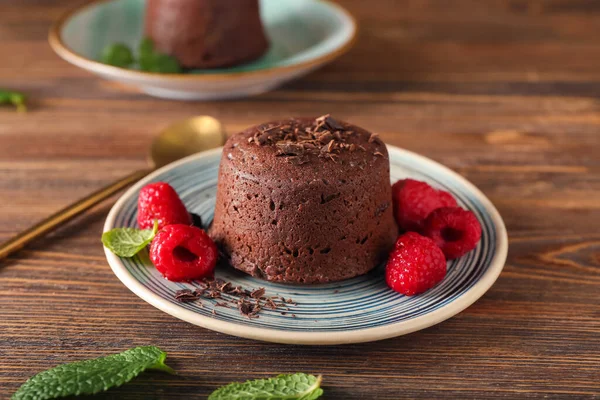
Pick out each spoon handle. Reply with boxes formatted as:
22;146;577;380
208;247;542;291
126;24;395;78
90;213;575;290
0;169;151;260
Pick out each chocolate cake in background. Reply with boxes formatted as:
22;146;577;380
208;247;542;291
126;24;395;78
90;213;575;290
145;0;269;69
210;116;398;284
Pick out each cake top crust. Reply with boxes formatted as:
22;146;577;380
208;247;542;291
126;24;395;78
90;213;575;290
222;115;389;182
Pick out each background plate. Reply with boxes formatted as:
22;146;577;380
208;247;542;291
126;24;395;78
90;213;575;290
49;0;356;100
104;146;508;345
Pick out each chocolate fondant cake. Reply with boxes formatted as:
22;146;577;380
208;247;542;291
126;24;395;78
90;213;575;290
210;116;397;283
145;0;269;69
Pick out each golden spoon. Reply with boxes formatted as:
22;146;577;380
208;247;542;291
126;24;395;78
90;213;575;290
0;116;226;260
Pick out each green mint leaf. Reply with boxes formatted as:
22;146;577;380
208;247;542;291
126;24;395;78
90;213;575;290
100;38;182;74
140;53;182;74
0;90;26;112
100;43;134;68
138;38;155;59
208;373;324;400
101;220;158;257
11;346;174;400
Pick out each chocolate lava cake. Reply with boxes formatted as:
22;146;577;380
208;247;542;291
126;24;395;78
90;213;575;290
210;116;397;284
145;0;269;69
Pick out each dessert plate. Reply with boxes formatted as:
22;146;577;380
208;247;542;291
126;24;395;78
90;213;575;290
104;146;508;345
49;0;356;100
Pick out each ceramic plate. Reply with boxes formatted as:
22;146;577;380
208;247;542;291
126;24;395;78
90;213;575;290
103;146;507;345
49;0;356;100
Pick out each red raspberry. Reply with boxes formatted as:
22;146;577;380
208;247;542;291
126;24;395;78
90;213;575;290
386;232;447;296
138;182;191;230
150;224;218;281
422;207;482;260
391;179;457;232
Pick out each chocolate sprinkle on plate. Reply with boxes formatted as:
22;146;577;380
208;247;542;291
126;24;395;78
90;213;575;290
173;278;297;319
250;287;266;299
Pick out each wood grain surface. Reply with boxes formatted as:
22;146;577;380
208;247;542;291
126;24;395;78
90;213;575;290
1;0;599;398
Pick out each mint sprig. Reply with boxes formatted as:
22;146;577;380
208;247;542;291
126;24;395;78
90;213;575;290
11;346;174;400
0;89;27;112
102;220;158;257
100;43;134;68
209;373;324;400
98;38;182;73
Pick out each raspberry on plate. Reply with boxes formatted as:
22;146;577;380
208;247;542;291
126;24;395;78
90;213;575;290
138;182;192;230
422;207;482;259
386;232;447;296
391;179;457;232
150;224;218;281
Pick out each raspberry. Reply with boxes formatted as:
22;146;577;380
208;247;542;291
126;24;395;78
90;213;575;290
422;207;482;259
391;179;457;232
150;224;218;281
386;232;447;296
138;182;191;230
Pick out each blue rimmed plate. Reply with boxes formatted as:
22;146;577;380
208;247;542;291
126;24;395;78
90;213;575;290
49;0;356;100
103;146;507;345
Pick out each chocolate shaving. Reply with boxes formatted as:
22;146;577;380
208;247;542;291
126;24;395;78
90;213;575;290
174;278;297;319
276;142;305;156
251;287;266;299
324;116;344;131
368;133;380;144
374;151;385;157
327;140;335;153
229;286;245;295
238;299;261;319
175;289;200;303
203;289;221;299
259;124;282;133
316;131;333;144
264;298;278;310
197;281;209;289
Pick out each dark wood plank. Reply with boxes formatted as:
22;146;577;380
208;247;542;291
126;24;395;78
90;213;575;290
0;0;599;398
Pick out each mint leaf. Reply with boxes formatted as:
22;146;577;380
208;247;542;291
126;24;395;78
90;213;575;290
11;346;174;400
0;90;27;112
100;38;182;73
138;37;182;74
138;38;154;60
209;373;323;400
140;53;182;74
100;43;134;68
102;220;158;257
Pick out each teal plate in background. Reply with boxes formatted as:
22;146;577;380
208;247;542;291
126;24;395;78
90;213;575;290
49;0;357;100
103;146;508;345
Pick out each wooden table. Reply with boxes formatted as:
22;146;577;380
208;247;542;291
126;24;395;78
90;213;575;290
1;1;599;398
